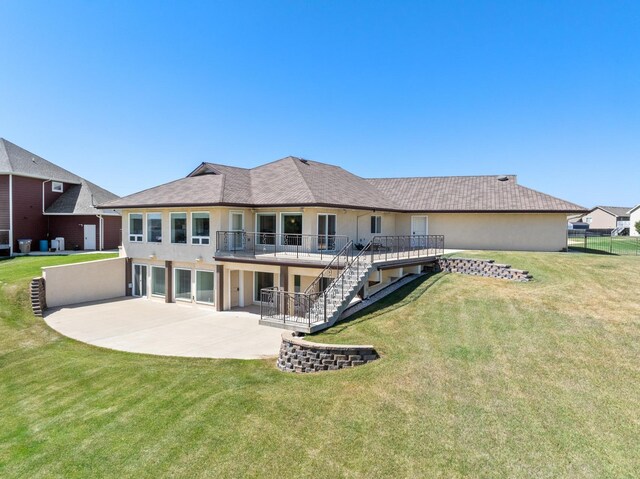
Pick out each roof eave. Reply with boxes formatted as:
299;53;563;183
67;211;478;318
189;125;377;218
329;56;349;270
98;202;588;214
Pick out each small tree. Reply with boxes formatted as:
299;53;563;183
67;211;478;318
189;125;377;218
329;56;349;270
635;220;640;235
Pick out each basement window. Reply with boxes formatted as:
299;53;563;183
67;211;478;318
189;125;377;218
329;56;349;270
52;181;63;192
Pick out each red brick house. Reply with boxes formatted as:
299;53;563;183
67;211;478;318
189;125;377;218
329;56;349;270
0;138;121;256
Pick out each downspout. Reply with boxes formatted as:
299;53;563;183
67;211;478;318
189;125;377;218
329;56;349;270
42;179;52;246
8;174;13;256
97;214;104;251
92;194;104;251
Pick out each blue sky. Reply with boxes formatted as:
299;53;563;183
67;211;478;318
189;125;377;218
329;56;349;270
1;1;638;208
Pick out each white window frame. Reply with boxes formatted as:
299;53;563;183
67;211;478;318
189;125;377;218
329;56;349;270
371;215;382;234
170;212;188;245
229;210;245;230
195;269;215;305
191;212;211;245
52;181;63;193
317;213;337;251
128;213;144;242
150;266;166;297
173;268;192;302
280;212;303;246
255;212;277;245
132;263;148;297
229;210;246;250
146;212;163;243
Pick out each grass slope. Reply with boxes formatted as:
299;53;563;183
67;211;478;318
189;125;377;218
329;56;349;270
1;252;640;478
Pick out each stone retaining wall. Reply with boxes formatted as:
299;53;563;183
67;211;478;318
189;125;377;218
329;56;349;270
277;331;379;373
437;257;532;281
30;277;46;317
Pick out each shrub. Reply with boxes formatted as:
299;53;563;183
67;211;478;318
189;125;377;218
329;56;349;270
635;220;640;235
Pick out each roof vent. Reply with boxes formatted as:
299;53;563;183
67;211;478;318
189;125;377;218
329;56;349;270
497;176;509;182
299;158;309;165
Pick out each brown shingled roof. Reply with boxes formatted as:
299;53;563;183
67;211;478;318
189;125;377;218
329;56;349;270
367;175;585;212
101;157;585;213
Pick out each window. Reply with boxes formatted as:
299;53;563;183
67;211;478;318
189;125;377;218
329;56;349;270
151;266;165;296
294;274;301;293
132;264;147;296
147;213;162;242
256;213;276;245
129;213;143;242
317;214;337;250
196;270;214;304
254;272;274;301
585;216;593;224
171;213;187;244
281;213;302;245
371;215;382;234
191;212;210;245
174;269;191;301
52;181;63;192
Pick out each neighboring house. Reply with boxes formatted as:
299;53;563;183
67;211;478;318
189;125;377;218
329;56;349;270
0;138;121;256
579;206;632;233
630;205;640;237
99;156;584;331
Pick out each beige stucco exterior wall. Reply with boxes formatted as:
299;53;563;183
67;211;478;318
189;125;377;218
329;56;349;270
630;207;640;237
121;205;571;256
421;213;568;251
579;208;617;230
43;257;126;308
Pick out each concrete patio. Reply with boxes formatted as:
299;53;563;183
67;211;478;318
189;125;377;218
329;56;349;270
44;297;283;359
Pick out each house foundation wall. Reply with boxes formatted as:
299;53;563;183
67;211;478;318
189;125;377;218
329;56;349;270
43;257;127;308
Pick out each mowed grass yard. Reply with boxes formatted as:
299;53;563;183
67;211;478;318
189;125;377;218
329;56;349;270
568;234;640;255
1;252;640;478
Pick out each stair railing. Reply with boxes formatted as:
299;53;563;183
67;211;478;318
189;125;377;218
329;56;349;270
304;240;353;295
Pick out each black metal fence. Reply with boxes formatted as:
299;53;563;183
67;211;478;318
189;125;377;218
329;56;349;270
215;231;350;259
568;231;640;256
368;235;445;262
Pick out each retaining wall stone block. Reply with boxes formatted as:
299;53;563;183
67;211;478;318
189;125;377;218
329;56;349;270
278;332;379;373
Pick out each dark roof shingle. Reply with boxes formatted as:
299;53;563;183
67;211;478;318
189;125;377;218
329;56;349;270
102;157;585;213
45;180;120;215
0;138;82;183
367;175;585;212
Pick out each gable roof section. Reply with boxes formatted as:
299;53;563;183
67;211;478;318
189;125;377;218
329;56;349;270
367;175;585;213
0;138;83;183
45;180;120;215
101;157;585;213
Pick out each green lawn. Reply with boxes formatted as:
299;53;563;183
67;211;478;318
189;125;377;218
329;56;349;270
568;235;640;255
1;252;640;478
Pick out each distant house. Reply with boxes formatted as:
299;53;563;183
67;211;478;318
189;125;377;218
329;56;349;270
579;206;632;234
0;138;121;256
630;205;640;237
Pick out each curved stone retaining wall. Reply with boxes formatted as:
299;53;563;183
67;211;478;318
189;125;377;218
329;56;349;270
278;331;379;373
437;257;532;281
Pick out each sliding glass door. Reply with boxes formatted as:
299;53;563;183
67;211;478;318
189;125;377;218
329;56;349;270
317;214;337;251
